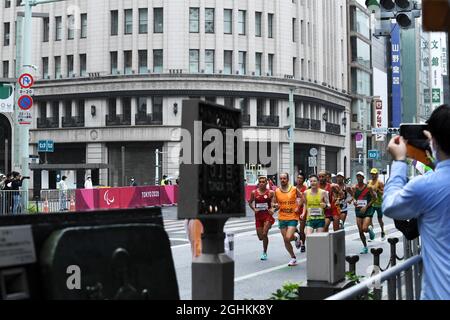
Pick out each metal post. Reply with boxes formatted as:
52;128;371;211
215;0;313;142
155;148;159;185
412;238;421;300
387;237;399;300
289;88;295;180
192;218;234;300
345;255;359;275
121;146;125;186
363;102;368;177
5;138;8;174
403;237;414;300
370;248;383;300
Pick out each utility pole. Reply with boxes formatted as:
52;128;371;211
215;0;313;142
14;0;64;210
289;88;295;180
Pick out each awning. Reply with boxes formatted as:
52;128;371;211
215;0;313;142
30;163;112;170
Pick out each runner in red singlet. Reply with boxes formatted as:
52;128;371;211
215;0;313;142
248;176;275;260
295;173;308;252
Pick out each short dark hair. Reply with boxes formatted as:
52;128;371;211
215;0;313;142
297;173;305;179
309;174;318;180
427;104;450;155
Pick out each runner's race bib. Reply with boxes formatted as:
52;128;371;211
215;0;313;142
309;208;322;216
255;203;269;211
357;200;367;207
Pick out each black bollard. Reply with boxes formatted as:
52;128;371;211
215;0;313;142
387;237;399;300
345;255;360;275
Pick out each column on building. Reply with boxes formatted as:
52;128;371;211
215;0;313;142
279;143;290;176
319;146;326;172
165;141;181;181
249;98;257;126
86;143;108;186
131;97;137;125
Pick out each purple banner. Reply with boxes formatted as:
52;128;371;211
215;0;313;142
391;22;402;127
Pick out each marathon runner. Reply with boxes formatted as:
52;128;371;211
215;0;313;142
273;173;303;266
248;176;276;260
336;172;352;228
368;168;386;241
352;171;377;254
300;175;329;238
295;173;308;253
319;170;341;232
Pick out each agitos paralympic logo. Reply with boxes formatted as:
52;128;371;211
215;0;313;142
104;190;115;206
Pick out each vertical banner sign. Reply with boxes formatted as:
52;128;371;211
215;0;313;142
373;99;384;142
391;23;402;128
0;84;14;112
355;132;364;149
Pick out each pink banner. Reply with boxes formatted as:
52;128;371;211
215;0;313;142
75;186;178;211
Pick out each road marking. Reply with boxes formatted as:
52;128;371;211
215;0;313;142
233;225;400;283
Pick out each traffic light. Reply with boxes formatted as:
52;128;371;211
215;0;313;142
380;0;396;11
395;0;415;28
367;0;421;30
388;127;400;135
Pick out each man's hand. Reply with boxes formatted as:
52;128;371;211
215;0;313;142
387;136;407;161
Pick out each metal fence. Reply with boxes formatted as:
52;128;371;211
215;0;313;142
0;190;29;215
327;237;423;300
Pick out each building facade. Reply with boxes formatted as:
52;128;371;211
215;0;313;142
0;0;350;191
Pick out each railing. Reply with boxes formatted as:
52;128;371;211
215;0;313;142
326;122;341;135
135;112;163;125
327;237;423;300
37;117;59;128
295;117;310;129
310;119;321;131
242;114;250;126
257;115;279;127
106;114;131;126
0;190;29;215
62;116;85;128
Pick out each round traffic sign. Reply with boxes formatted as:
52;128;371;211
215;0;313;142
309;148;318;157
18;73;34;89
18;95;33;110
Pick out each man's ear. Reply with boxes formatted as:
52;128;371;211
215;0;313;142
423;130;432;141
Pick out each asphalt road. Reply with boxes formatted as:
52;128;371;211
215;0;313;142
162;206;405;300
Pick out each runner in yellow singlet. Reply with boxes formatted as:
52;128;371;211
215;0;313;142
273;173;303;267
300;175;330;243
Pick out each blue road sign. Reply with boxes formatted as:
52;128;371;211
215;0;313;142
368;150;379;160
38;140;54;153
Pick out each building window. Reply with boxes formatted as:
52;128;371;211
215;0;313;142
110;51;118;74
64;101;72;118
67;55;74;77
239;51;246;75
154;8;163;33
5;1;10;8
270;99;278;116
2;61;8;78
255;12;262;37
205;49;214;74
351;37;371;69
293;57;297;78
43;18;49;42
55;16;62;41
153;49;163;73
255;52;262;76
189;49;199;73
238;10;246;35
205;8;214;33
153;96;163;115
108;98;116;115
189;8;199;33
77;100;85;119
124;50;132;74
257;98;265;116
268;13;274;38
292;18;296;42
81;13;87;38
80;54;87;76
139;8;148;34
224;50;232;75
54;56;61;78
124;9;132;34
268;54;274;76
67;15;75;40
42;57;48;78
111;10;118;36
138;50;147;74
224;97;234;108
224;9;232;34
3;23;10;46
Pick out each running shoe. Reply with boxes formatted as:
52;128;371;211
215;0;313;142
295;235;302;249
301;245;306;253
288;258;297;266
360;247;368;254
381;232;386;241
260;253;268;261
368;226;375;241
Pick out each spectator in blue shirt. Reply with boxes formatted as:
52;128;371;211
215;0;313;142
383;104;450;300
